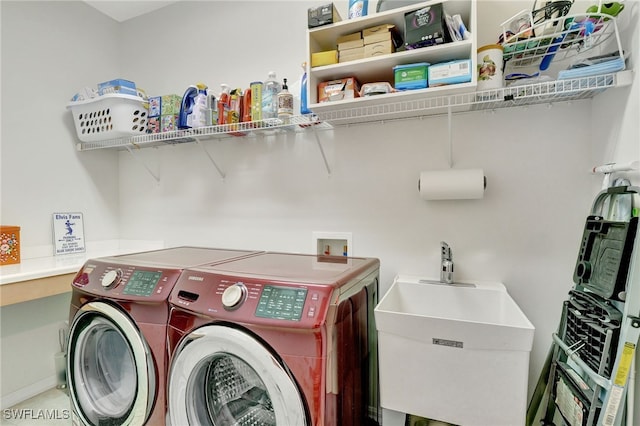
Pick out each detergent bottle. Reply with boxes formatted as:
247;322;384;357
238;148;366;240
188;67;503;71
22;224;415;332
228;88;243;125
261;72;281;121
217;84;231;125
178;83;208;129
241;87;252;122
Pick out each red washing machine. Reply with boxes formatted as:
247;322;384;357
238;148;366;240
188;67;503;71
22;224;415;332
66;247;261;426
166;252;381;426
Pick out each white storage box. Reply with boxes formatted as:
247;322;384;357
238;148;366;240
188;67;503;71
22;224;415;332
66;94;148;142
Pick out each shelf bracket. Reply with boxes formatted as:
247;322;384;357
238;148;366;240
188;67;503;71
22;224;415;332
194;137;225;180
124;145;160;184
312;126;331;176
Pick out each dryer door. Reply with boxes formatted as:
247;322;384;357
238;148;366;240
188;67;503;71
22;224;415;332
169;325;307;426
67;301;155;426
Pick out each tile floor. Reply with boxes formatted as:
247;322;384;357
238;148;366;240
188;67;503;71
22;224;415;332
1;388;71;425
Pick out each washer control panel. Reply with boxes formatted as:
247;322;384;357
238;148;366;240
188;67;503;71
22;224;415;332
172;273;334;328
73;260;182;301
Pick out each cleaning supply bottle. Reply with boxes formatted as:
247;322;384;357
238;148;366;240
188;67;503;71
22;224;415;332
178;85;198;129
300;62;311;115
217;84;231;125
261;71;281;121
348;0;368;18
228;88;242;125
208;92;217;125
277;78;293;123
179;83;208;129
242;87;252;122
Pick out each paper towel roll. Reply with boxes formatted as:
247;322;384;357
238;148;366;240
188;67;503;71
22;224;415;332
418;169;486;200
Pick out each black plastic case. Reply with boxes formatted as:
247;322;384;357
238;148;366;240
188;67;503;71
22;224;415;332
573;215;637;300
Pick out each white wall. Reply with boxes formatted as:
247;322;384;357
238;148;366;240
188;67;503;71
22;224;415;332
0;0;122;404
0;1;122;247
1;0;638;421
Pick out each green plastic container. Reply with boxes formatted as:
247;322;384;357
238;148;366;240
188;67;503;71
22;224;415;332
393;62;429;90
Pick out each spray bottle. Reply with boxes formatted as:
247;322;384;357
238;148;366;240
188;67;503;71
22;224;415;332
300;62;312;115
348;0;368;18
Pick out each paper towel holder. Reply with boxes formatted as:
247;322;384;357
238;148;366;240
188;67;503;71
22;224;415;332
418;104;487;200
445;104;487;190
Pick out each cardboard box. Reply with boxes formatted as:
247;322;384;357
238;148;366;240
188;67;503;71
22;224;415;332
308;3;342;28
311;50;338;67
98;78;137;96
148;117;161;133
338;39;364;50
149;96;161;117
0;226;20;265
428;59;472;86
404;3;450;49
318;77;360;102
363;24;394;37
339;46;365;62
364;32;391;45
363;24;403;48
337;31;362;44
161;114;179;132
161;94;182;115
364;40;394;57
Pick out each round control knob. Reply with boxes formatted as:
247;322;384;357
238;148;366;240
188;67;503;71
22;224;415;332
101;269;122;288
222;283;246;310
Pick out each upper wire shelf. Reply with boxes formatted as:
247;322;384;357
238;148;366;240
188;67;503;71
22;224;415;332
500;10;624;69
75;71;632;150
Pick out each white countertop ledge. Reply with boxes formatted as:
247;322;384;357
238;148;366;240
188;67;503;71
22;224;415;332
0;240;164;285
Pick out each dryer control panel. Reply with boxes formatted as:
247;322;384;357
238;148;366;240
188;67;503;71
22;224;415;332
73;260;182;302
171;273;334;329
255;285;308;321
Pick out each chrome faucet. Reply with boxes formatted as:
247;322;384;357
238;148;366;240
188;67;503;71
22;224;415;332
440;241;454;284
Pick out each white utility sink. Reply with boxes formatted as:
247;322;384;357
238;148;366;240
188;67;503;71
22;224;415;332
375;275;535;426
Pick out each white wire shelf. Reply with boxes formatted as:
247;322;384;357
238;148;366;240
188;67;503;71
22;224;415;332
75;114;332;152
75;70;632;151
311;70;632;126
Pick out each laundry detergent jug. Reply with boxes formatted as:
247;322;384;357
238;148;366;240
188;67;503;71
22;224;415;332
178;83;208;129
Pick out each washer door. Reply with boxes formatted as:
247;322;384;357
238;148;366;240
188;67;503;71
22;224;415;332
67;301;155;426
169;325;307;426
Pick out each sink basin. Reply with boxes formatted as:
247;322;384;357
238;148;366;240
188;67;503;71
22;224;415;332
374;275;535;426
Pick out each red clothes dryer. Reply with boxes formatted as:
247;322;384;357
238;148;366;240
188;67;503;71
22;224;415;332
66;247;261;426
167;252;381;426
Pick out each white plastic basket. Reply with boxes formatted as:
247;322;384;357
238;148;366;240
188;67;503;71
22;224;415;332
66;93;148;142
